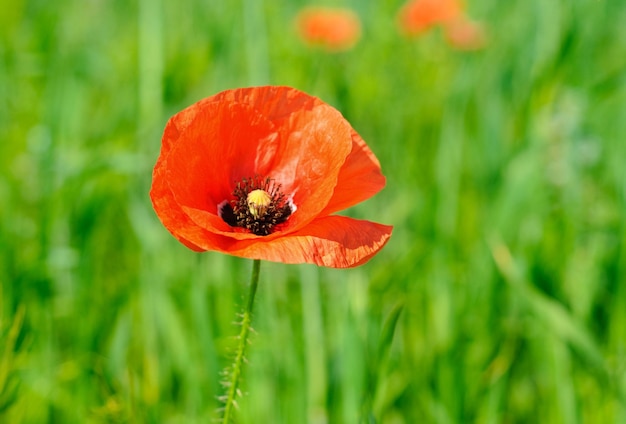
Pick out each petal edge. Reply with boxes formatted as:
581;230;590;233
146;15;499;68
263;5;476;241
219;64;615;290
228;215;393;268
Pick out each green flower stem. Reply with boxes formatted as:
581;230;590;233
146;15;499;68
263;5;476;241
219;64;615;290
222;259;261;423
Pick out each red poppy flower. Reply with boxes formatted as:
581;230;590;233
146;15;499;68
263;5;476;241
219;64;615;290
398;0;463;36
444;18;487;50
295;7;362;52
150;86;392;268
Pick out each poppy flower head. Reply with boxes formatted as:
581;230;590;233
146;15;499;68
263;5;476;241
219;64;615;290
398;0;463;36
296;7;362;52
150;86;392;268
444;18;487;50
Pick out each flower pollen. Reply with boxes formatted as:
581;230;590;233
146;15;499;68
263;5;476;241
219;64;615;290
220;176;292;236
247;189;272;218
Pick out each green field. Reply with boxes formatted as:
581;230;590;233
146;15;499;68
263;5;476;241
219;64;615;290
2;0;626;422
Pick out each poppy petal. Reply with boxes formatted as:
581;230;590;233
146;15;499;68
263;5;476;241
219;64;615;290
228;216;393;268
399;0;463;35
211;85;324;124
151;163;226;252
151;99;280;245
212;86;355;230
320;129;386;216
165;100;280;218
296;7;362;52
266;102;353;230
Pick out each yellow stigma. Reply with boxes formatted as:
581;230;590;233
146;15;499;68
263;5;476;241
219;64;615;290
247;189;272;218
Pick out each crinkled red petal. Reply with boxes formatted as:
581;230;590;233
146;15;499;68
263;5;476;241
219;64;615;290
226;216;393;268
165;100;279;234
210;86;354;229
320;129;386;216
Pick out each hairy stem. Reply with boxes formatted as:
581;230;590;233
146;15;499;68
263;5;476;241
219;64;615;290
222;259;261;423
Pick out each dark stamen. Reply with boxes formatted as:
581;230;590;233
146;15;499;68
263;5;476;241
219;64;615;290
219;176;292;236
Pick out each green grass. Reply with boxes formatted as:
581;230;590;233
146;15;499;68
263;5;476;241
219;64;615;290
2;0;626;422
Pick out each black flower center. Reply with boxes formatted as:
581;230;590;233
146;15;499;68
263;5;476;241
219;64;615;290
219;176;293;236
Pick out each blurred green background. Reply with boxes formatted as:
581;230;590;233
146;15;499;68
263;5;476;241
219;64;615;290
2;0;626;422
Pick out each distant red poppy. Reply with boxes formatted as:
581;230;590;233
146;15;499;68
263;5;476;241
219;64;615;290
150;86;392;268
444;18;486;50
296;7;361;52
398;0;462;36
